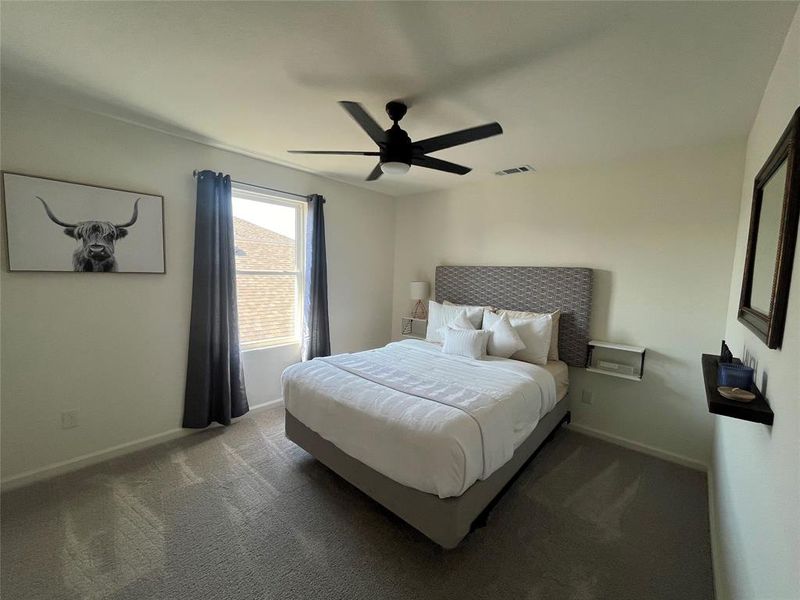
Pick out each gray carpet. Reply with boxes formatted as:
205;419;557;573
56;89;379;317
1;406;713;600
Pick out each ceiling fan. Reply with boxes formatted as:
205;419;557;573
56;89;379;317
289;101;503;181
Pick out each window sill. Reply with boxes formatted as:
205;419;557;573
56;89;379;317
241;340;301;353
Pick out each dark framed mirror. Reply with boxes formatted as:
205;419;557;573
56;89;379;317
738;107;800;349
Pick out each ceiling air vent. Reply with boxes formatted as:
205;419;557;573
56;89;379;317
494;164;535;176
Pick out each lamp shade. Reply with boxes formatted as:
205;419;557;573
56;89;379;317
409;281;430;300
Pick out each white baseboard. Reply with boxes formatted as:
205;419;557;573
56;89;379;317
566;423;708;472
247;397;285;413
0;397;284;492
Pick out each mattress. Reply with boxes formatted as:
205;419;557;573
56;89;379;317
543;359;570;402
282;339;563;498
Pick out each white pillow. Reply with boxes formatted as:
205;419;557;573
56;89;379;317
496;308;561;361
450;310;476;330
426;301;482;343
486;313;526;358
483;310;552;365
442;300;489;328
442;327;491;359
436;310;475;340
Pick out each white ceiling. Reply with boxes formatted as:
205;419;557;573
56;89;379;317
1;1;796;196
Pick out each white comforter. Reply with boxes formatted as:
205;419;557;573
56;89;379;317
282;339;557;498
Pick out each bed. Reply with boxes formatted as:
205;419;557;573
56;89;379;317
283;266;593;548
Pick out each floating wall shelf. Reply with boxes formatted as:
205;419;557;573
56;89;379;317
586;340;646;381
701;354;773;426
400;317;427;339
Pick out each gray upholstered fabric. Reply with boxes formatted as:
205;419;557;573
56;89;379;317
435;266;593;367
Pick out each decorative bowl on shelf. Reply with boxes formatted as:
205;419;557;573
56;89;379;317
717;386;756;403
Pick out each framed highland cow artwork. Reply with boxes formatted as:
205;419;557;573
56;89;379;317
2;172;165;273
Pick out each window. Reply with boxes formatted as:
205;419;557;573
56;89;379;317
232;185;305;350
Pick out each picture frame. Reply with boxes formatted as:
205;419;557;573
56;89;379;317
737;107;800;349
2;172;166;274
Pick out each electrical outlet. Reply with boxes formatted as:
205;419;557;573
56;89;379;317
61;410;78;429
581;390;593;405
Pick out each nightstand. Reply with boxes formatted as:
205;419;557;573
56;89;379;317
400;317;427;339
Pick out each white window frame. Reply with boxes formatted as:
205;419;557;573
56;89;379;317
231;183;306;351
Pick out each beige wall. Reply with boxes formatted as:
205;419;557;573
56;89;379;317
0;91;395;484
713;7;800;600
3;21;796;596
392;140;745;466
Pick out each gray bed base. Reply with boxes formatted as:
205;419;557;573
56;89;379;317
285;396;571;549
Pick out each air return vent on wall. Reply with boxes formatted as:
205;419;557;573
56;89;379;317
494;165;535;176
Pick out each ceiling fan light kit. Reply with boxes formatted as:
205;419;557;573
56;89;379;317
289;100;503;181
381;162;411;175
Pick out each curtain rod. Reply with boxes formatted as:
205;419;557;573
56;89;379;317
192;170;309;200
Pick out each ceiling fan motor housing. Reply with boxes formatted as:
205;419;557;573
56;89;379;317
381;123;413;165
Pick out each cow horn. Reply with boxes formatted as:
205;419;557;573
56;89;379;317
36;196;76;228
115;198;140;228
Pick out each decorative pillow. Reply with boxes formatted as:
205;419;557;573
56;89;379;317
441;327;491;360
426;301;482;343
496;308;561;361
483;310;552;365
442;300;489;329
486;313;526;358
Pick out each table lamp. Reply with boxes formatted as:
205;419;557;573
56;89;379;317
409;281;430;320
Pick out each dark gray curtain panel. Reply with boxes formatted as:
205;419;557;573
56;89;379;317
183;171;249;428
302;194;331;361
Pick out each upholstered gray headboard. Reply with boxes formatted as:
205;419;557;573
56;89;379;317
435;266;593;367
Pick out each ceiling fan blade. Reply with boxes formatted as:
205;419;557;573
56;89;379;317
366;163;383;181
412;156;471;175
414;122;503;154
339;101;387;145
288;150;380;155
